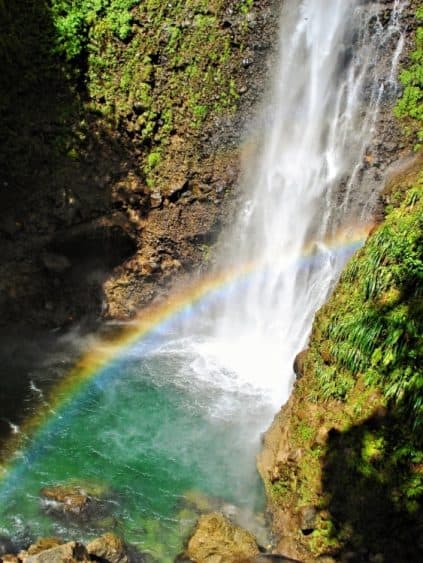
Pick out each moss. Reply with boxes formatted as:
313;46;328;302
4;0;254;195
395;8;423;149
68;0;252;190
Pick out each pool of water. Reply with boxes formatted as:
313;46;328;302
0;332;273;561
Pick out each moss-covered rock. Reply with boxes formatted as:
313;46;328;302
258;158;423;562
0;0;278;327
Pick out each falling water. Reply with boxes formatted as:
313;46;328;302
200;0;407;411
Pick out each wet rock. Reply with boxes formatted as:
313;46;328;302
40;482;112;523
185;512;260;562
19;541;89;562
86;533;129;563
1;555;19;562
25;538;64;555
0;535;18;556
41;485;90;515
182;491;270;550
247;555;300;562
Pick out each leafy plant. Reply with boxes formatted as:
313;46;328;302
50;0;138;62
395;8;423;149
314;173;423;431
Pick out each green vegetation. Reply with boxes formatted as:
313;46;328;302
312;173;422;430
266;167;423;559
1;0;254;194
48;0;251;189
395;7;423;149
51;0;138;62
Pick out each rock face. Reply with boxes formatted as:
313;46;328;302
0;0;280;330
185;513;260;562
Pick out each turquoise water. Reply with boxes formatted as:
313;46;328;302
0;333;272;561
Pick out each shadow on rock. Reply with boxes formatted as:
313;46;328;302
321;406;423;562
0;1;138;329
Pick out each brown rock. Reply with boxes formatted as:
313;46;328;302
19;541;88;562
185;512;260;563
2;555;19;562
40;485;90;515
86;533;129;563
26;538;64;555
293;350;307;378
39;482;112;524
299;506;317;534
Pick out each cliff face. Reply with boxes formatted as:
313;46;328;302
258;7;423;561
0;0;278;328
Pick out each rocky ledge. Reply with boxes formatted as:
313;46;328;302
1;533;134;563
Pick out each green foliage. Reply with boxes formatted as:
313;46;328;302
51;0;138;62
297;421;314;441
146;151;161;169
314;173;423;431
238;0;254;15
395;9;423;149
320;415;423;558
71;0;251;188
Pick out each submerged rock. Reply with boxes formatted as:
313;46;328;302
185;512;260;562
39;482;114;525
183;490;219;514
40;485;90;514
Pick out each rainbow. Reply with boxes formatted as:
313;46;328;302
0;224;372;491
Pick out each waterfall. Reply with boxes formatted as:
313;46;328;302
191;0;406;412
0;1;409;554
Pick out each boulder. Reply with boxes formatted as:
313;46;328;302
40;485;90;515
25;538;64;555
18;541;88;562
247;556;300;562
293;350;307;379
185;512;260;563
86;533;129;563
40;482;112;524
